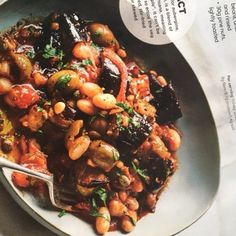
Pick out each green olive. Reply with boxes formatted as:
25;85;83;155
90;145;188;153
47;70;83;94
88;140;120;172
88;23;119;50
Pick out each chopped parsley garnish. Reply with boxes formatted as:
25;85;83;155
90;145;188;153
57;61;68;70
89;188;109;221
92;187;107;206
69;59;92;70
82;58;93;66
131;118;141;128
116;102;134;115
42;44;64;61
90;209;110;221
128;215;137;226
91;42;100;50
55;74;71;89
116;114;122;124
131;162;148;179
25;49;36;59
70;62;84;70
116;114;124;131
58;209;66;218
36;106;44;112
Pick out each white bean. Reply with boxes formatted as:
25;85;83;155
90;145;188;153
68;135;90;160
125;197;139;211
165;128;181;152
80;82;103;98
93;93;116;110
95;207;111;235
77;99;97;115
54;102;66;114
121;216;135;233
65;120;84;149
121;210;137;233
108;199;127;217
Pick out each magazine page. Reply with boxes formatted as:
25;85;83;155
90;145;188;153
0;0;235;236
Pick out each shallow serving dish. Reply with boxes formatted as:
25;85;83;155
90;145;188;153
0;0;220;235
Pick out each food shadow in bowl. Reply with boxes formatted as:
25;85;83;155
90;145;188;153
0;0;220;235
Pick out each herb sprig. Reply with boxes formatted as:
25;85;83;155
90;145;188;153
131;161;148;179
25;48;36;59
42;44;64;61
92;187;107;206
58;209;66;218
55;74;71;89
89;188;110;221
116;102;134;115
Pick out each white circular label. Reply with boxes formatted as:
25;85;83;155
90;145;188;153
119;0;197;45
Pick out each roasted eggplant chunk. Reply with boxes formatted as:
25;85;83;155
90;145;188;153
58;13;88;50
145;156;176;191
135;154;176;192
149;73;182;124
118;112;152;147
35;11;88;65
98;58;121;96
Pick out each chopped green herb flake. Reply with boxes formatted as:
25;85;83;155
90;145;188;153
37;106;43;112
93;187;107;206
58;210;66;218
82;58;93;66
90;210;109;221
90;188;109;221
42;44;64;61
131;162;148;179
116;114;122;126
91;42;100;50
131;119;141;128
25;49;35;59
55;74;71;89
91;197;98;210
57;62;68;70
70;62;83;70
128;215;137;226
116;102;134;115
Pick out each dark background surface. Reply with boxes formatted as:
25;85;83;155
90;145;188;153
0;182;55;235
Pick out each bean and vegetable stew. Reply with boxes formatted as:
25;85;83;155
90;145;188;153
0;12;182;234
